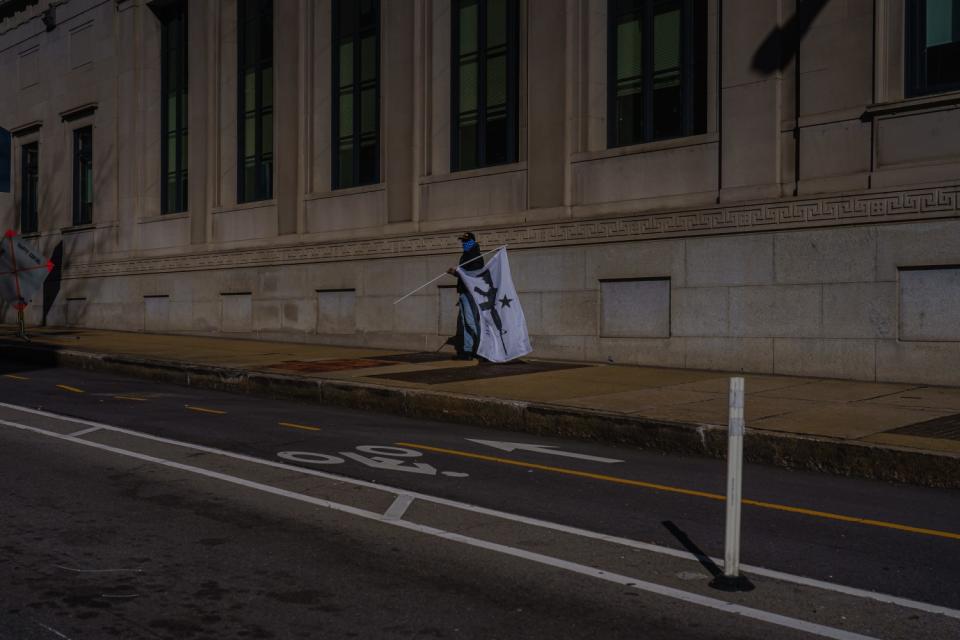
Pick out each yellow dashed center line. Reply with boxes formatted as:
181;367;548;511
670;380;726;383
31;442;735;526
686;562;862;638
114;396;147;402
56;384;85;394
278;422;322;432
185;405;226;415
3;374;30;380
396;442;960;542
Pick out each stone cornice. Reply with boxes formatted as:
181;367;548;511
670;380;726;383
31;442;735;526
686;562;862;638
0;0;56;35
63;182;960;280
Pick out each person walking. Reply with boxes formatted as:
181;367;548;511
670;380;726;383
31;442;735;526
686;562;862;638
447;232;484;360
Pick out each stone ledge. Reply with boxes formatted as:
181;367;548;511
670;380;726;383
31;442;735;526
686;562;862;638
2;340;958;488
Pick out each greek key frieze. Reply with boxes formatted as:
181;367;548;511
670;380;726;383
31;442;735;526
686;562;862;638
62;183;960;279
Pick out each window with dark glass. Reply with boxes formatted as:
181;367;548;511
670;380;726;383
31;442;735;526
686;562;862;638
451;0;518;172
160;1;188;214
906;0;960;96
238;0;273;202
73;127;93;226
20;142;38;234
333;0;379;189
608;0;706;147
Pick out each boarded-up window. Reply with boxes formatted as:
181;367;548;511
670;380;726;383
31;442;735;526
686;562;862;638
144;295;170;332
317;289;356;334
221;292;252;333
899;267;960;340
600;278;670;337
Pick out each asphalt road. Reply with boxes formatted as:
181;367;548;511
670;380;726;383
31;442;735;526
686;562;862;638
1;362;958;639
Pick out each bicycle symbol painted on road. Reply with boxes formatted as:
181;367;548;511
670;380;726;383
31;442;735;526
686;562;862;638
277;445;469;478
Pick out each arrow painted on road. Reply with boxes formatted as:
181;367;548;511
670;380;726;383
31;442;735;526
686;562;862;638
466;439;624;464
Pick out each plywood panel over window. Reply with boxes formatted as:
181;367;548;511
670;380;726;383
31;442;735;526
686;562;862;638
900;267;960;341
317;289;356;334
66;298;88;326
144;295;171;332
221;292;253;333
600;278;671;337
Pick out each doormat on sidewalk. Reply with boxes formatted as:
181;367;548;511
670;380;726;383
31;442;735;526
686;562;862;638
890;413;960;441
369;360;588;384
374;352;456;364
269;359;398;373
30;330;82;337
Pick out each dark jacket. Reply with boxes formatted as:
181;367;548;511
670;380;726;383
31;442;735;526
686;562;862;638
457;244;483;294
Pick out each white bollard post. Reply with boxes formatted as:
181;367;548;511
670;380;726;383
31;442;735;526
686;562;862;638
712;376;753;591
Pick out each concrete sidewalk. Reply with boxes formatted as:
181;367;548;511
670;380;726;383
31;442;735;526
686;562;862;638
2;326;959;487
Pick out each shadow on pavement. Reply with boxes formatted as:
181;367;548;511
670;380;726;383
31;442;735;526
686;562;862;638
0;328;70;377
662;520;756;592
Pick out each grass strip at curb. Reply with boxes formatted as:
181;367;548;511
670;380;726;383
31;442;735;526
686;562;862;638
2;340;959;488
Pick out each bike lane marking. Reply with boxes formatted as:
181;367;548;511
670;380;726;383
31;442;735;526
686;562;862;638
0;400;957;623
278;446;467;477
396;441;960;542
0;415;886;640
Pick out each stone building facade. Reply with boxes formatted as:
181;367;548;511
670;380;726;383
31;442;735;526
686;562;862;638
1;0;959;385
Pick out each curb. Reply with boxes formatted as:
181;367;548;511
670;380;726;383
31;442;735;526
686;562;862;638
3;340;959;488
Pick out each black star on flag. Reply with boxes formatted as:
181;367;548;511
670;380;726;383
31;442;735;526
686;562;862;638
456;247;532;362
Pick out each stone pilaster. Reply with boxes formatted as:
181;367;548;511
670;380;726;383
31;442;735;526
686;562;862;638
384;0;415;223
275;0;300;235
188;0;211;244
527;0;568;211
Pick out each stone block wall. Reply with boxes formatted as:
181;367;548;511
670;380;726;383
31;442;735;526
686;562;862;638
6;213;957;386
2;0;960;386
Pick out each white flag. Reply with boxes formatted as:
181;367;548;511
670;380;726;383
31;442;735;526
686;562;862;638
457;248;532;363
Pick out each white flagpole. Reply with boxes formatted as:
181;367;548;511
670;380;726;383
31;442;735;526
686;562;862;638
392;245;506;305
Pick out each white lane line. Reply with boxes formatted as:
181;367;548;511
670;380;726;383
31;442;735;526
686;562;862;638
0;416;878;640
384;494;415;520
1;401;958;622
68;426;102;438
412;527;878;640
35;622;71;640
54;565;143;574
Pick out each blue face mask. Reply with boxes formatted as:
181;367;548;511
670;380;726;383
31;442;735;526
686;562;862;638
462;239;477;251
